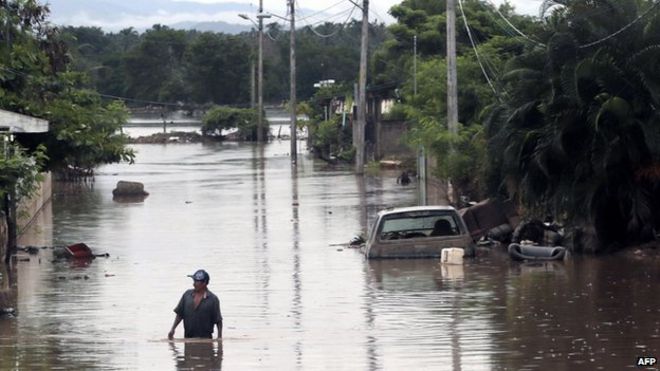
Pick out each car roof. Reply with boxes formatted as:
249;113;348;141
377;205;457;217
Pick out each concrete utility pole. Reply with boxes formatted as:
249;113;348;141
446;0;459;137
355;0;369;174
446;0;459;204
257;0;266;142
413;34;418;96
414;34;427;206
240;7;270;142
289;0;297;164
250;61;256;109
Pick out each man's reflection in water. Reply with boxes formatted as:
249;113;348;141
170;341;223;370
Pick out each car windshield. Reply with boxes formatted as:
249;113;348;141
378;210;461;240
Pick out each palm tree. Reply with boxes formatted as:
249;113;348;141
485;0;660;251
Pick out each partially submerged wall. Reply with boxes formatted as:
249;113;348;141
17;172;52;232
0;217;13;311
0;215;6;265
1;172;51;310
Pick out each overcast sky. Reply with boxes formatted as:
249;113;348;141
212;0;543;25
46;0;545;31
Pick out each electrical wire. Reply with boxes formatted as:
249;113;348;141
299;4;358;38
458;0;498;96
0;65;184;107
295;0;357;28
578;0;660;48
295;0;348;23
368;4;386;24
266;30;280;41
304;7;356;27
484;0;546;46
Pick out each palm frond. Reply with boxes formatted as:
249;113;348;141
539;0;567;18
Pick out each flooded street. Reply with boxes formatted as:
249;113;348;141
1;139;660;370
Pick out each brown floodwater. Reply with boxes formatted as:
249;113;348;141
1;140;659;370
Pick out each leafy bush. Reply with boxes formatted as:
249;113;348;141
0;143;48;202
382;103;408;121
310;116;353;161
312;117;341;149
201;106;265;141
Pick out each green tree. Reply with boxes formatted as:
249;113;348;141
484;0;660;250
0;143;47;202
201;106;264;141
374;0;537;199
185;33;250;104
305;84;354;161
124;25;189;102
0;0;134;177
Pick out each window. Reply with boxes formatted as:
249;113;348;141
378;210;460;240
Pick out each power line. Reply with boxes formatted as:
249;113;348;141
295;0;348;22
458;0;498;96
484;0;545;46
0;65;183;107
295;0;357;28
299;4;358;37
368;5;386;24
578;0;660;48
265;29;280;41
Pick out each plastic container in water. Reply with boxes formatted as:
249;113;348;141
441;248;464;265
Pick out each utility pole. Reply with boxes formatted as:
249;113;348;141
257;0;266;142
446;0;458;137
413;34;418;96
240;8;270;142
414;34;427;206
355;0;369;174
289;0;297;164
250;60;256;109
446;0;458;204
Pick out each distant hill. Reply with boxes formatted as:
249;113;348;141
168;21;251;34
45;0;255;33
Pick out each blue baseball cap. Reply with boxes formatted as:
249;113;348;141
188;269;210;283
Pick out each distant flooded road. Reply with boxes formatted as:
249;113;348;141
1;140;659;370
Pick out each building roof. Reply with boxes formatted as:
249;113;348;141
0;109;48;133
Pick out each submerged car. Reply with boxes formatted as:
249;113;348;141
363;206;475;259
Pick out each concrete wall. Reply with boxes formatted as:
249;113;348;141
0;172;52;250
427;176;451;206
0;210;13;311
376;120;413;159
425;156;451;206
0;172;51;311
0;214;6;263
17;172;53;233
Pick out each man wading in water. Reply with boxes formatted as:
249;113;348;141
168;269;223;339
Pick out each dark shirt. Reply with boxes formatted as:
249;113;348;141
174;289;223;338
